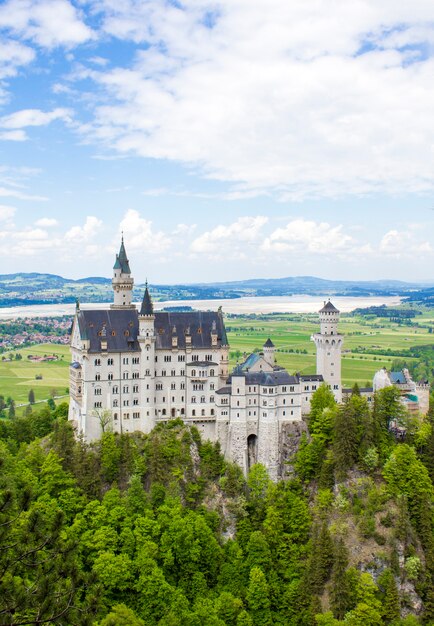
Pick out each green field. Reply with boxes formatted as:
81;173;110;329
226;310;433;387
0;307;432;406
0;344;70;406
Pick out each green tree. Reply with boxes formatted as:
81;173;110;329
246;566;272;626
98;604;145;625
329;537;352;620
309;384;336;434
28;388;35;404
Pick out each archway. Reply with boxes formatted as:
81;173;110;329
247;434;258;470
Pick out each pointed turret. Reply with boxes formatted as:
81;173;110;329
140;282;153;316
111;236;135;309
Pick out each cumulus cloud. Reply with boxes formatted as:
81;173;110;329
65;216;102;243
69;1;434;198
118;209;172;253
0;0;94;48
262;219;355;255
379;229;432;258
191;216;268;258
0;130;27;141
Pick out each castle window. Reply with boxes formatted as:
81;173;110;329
192;396;196;403
132;357;140;364
114;413;118;420
171;369;176;376
108;358;114;366
192;410;196;416
210;408;214;416
123;400;129;406
133;412;140;418
133;398;139;405
192;355;199;362
94;359;101;366
162;370;166;376
145;369;150;376
108;373;113;381
156;383;163;391
191;369;196;377
94;388;102;396
133;385;139;393
290;386;294;392
210;395;214;403
181;382;185;390
123;357;129;365
164;355;172;362
197;327;202;334
291;399;293;404
282;386;287;392
171;383;176;390
123;413;130;419
113;400;118;407
283;411;286;416
112;330;116;336
159;328;164;334
94;401;102;408
132;372;139;379
113;386;118;394
123;386;129;393
95;374;100;381
178;355;185;362
201;409;205;416
201;396;206;403
283;399;286;405
123;372;129;379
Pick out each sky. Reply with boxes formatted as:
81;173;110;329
0;0;434;284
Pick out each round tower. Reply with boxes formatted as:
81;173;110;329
312;300;343;402
263;338;276;366
111;236;135;309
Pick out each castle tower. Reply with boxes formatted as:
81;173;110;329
111;236;135;309
312;300;343;402
263;338;276;366
138;282;156;432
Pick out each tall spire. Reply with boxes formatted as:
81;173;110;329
140;281;154;316
116;235;131;274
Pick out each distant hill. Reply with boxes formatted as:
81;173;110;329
0;272;433;308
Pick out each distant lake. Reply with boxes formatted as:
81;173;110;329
0;294;402;319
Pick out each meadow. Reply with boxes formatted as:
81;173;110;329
0;344;70;406
0;307;432;406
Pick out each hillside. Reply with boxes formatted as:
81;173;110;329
1;386;434;625
1;272;433;307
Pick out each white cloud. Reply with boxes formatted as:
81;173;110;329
191;216;268;258
65;216;102;243
262;219;355;255
0;130;27;141
0;107;72;129
118;209;172;253
35;217;58;227
0;0;94;48
73;1;434;198
379;229;432;258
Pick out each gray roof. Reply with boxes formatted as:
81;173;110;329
154;311;227;349
140;285;153;316
75;308;228;352
299;374;324;382
263;338;275;348
230;369;298;386
113;238;131;274
343;387;373;393
319;300;339;313
216;386;231;395
76;309;140;353
390;371;406;384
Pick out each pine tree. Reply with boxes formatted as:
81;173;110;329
28;388;35;404
378;569;400;624
329;537;352;620
333;398;359;479
246;566;272;626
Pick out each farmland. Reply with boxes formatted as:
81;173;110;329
0;306;433;408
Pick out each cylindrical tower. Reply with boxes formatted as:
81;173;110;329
311;300;343;402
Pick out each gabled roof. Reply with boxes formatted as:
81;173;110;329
76;309;140;353
390;371;406;384
319;300;339;313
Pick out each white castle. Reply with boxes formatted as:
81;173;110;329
68;239;428;479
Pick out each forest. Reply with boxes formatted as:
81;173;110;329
1;386;434;625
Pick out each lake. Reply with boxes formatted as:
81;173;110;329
0;295;402;319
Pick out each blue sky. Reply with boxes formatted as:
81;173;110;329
0;0;433;284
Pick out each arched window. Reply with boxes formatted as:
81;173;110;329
94;358;101;366
210;369;215;377
191;369;196;377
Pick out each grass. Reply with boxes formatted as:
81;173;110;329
0;344;70;405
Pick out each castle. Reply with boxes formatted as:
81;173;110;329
68;239;428;479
